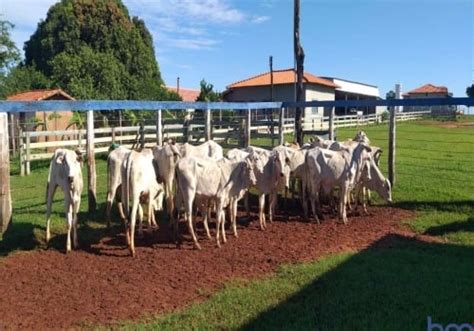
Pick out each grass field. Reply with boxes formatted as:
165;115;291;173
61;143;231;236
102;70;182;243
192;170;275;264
2;117;474;330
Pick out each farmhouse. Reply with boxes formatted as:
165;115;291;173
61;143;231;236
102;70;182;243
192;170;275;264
403;83;455;114
7;88;76;133
223;69;382;120
166;86;200;102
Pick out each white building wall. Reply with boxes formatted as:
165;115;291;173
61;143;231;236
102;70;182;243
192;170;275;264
304;85;335;118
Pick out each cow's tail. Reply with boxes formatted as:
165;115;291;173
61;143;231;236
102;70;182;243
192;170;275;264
123;152;133;220
106;154;113;197
45;153;56;204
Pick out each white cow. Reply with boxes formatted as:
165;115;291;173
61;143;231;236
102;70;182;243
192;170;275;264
355;156;392;214
175;156;256;249
152;141;182;221
121;149;164;257
305;142;372;224
105;146;131;228
244;146;291;230
45;149;83;253
180;140;223;160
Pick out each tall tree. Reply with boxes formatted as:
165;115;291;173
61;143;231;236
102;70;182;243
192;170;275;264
0;20;20;76
467;84;474;97
294;0;305;145
197;79;222;102
23;0;165;101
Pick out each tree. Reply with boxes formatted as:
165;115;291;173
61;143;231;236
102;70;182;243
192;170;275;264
467;84;474;97
0;65;52;99
23;0;166;100
197;79;221;102
0;20;20;76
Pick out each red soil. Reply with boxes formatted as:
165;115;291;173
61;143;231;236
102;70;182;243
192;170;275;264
0;207;423;330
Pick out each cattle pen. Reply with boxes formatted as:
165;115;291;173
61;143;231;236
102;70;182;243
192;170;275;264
0;97;473;330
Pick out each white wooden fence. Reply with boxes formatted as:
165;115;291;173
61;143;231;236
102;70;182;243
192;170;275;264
17;110;429;175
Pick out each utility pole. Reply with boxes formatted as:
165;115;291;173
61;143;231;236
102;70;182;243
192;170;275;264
294;0;305;145
270;55;275;146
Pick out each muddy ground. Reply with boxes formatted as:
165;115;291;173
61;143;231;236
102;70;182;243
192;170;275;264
0;207;424;329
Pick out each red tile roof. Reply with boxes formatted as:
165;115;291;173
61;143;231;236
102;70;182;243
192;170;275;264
6;89;75;101
227;69;339;89
166;86;200;102
404;84;449;96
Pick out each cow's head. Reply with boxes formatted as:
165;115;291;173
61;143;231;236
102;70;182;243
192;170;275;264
56;149;82;185
243;157;257;186
271;150;291;189
354;130;370;144
375;177;392;205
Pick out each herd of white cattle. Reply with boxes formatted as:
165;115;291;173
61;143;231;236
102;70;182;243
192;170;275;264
45;130;392;256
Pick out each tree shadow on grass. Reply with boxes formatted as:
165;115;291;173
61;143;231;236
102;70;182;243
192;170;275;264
240;234;474;331
424;216;474;237
393;200;473;214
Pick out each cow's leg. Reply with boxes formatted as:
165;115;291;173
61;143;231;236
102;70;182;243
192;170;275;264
203;202;212;239
232;199;238;237
340;187;349;225
221;209;227;243
258;194;266;230
129;198;140;257
72;197;81;249
147;202;155;233
269;192;276;223
362;187;368;215
45;183;57;245
65;202;73;253
244;192;250;217
185;198;200;250
137;204;144;237
105;184;117;228
302;179;309;220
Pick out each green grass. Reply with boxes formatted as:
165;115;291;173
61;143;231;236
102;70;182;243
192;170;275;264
2;118;474;329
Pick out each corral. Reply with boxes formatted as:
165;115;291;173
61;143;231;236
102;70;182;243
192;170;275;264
0;106;473;329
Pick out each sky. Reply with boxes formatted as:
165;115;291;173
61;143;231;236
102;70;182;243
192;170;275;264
1;0;472;97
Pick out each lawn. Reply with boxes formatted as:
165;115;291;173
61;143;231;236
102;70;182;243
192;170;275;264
2;117;474;330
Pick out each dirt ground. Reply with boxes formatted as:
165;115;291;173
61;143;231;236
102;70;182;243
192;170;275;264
0;207;424;329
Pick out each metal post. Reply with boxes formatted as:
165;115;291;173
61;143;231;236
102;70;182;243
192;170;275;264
388;107;396;187
329;107;335;140
279;107;285;145
86;110;96;212
156;109;163;146
0;112;12;234
245;108;252;148
205;108;211;141
25;132;31;175
111;127;116;145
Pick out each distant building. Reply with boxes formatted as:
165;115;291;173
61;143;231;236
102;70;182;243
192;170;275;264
223;69;382;119
7;89;76;133
224;68;338;119
403;84;454;114
166;86;200;102
321;77;383;115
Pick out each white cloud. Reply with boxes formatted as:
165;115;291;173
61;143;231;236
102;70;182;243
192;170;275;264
0;0;270;55
252;15;270;24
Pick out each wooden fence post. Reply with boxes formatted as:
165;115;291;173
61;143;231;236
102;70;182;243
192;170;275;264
9;113;16;157
279;107;285;145
245;108;251;148
0;112;12;234
19;129;25;176
329;107;335;140
111;127;116;145
388;107;396;187
86;110;96;212
205;108;211;141
25;132;31;175
139;123;145;149
156;109;163;146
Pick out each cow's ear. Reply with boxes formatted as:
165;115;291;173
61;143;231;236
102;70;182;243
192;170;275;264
308;137;314;143
55;153;64;164
75;150;83;163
